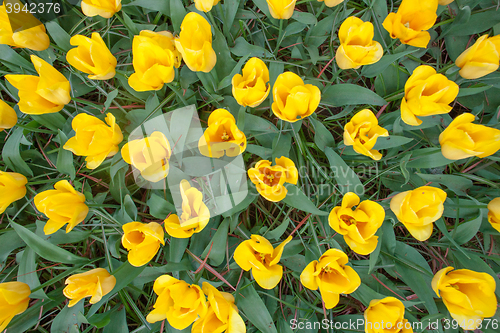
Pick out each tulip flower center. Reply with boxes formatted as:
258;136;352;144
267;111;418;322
449;284;459;290
262;170;281;186
404;22;410;28
341;215;357;226
221;131;230;141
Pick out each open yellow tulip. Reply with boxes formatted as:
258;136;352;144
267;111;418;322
328;192;385;255
0;99;17;131
164;180;210;238
487;197;500;233
364;297;414;333
81;0;121;19
63;268;116;307
390;186;447;241
266;0;296;19
439;113;500;160
455;34;500;80
432;267;497;330
146;274;207;329
234;235;292;289
300;248;360;309
0;281;31;331
248;156;298;202
122;222;164;267
343;109;389;160
401;65;459;126
232;57;270;107
0;170;26;214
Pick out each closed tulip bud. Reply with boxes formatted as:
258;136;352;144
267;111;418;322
300;249;360;309
146;274;207;329
0;99;17;131
318;0;345;7
382;0;438;48
0;171;27;214
5;55;71;115
248;156;298;202
122;222;164;267
390;186;447;241
175;12;216;73
192;282;246;333
0;281;31;331
487;198;500;233
34;180;89;235
455;35;500;80
63;268;116;307
63;113;123;169
328;192;385;255
129;30;181;92
271;72;321;122
336;16;383;70
266;0;296;19
121;131;172;182
364;297;413;333
234;235;292;289
66;33;117;80
164;180;210;238
343;109;389;160
0;0;50;51
232;57;270;107
400;65;459;126
81;0;121;19
439;113;500;160
432;267;497;330
198;109;246;158
194;0;220;12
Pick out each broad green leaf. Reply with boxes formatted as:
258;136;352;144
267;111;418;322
170;0;187;32
445;11;500;36
18;248;49;300
125;0;169;15
309;116;335;151
231;37;273;58
292;11;317;25
11;222;89;264
324;147;364;195
452;209;484;245
416;173;473;196
56;130;76;180
202;217;229;266
102;308;128;333
2;127;33;176
266;217;290;240
281;184;329;216
406;148;456;169
322;84;387;107
45;21;72;51
372;135;413;150
361;49;417;78
238;280;278;333
147;193;176;219
51;302;84;333
0;230;24;264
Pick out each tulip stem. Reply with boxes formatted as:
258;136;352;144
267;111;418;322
274;20;285;56
237;106;246;128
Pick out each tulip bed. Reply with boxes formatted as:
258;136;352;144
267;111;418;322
1;0;500;332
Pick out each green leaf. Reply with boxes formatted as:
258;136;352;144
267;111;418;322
266;217;290;240
104;89;119;111
416;173;473;196
322;84;387;107
51;302;83;333
102;308;128;333
2;127;33;176
361;49;417;78
56;130;76;180
45;21;72;51
218;54;250;90
238;280;278;333
372;135;413;150
0;44;34;72
457;85;493;97
324;147;364;195
452;209;484;245
121;11;139;36
309;116;335;151
10;222;89;264
123;194;138;221
125;0;169;15
292;11;317;25
445;11;500;36
223;0;240;37
0;230;24;264
18;248;49;300
202;217;229;266
170;0;187;32
406;148;456;169
231;37;273;58
281;184;329;216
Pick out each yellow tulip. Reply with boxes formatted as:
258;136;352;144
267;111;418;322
129;30;181;92
432;267;497;330
174;12;216;73
382;0;438;48
455;34;500;80
390;186;447;241
247;156;298;202
401;65;459;126
300;248;360;309
271;72;321;123
66;33;117;80
192;282;246;333
364;297;414;333
343;109;389;160
232;57;270;107
318;0;345;7
439;113;500;160
487;197;500;233
233;235;292;289
336;16;383;70
121;131;172;183
63;113;123;170
164;180;210;238
81;0;121;19
0;171;27;214
0;99;17;131
0;0;50;51
63;268;116;307
146;274;207;329
328;192;385;255
122;222;164;267
194;0;220;12
439;0;454;4
34;180;89;235
266;0;296;19
5;55;71;115
198;109;246;158
0;281;31;331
